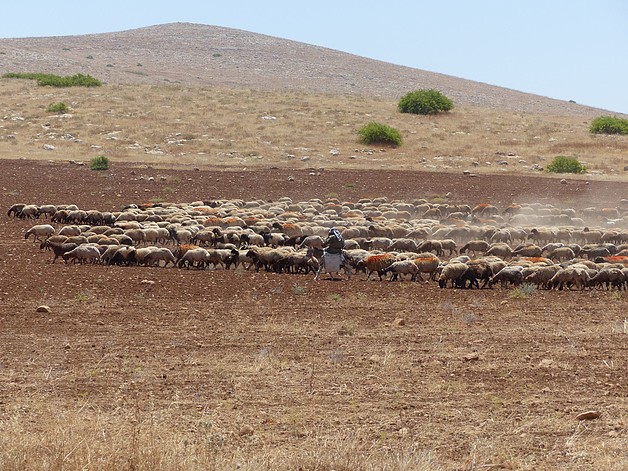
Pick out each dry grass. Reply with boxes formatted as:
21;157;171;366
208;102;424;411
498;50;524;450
1;79;626;177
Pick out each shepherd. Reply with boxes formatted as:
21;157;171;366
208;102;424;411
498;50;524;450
314;228;347;281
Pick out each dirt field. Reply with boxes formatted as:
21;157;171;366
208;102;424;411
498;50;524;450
0;160;626;470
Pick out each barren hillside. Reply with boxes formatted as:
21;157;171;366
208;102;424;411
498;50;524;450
0;22;617;117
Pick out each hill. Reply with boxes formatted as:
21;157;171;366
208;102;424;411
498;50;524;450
0;22;616;117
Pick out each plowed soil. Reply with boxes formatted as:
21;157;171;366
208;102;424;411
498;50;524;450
0;159;626;470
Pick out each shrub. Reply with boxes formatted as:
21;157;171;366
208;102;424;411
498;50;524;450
357;122;402;147
90;155;110;171
398;89;453;115
546;156;586;174
589;115;628;135
47;102;69;114
2;72;102;87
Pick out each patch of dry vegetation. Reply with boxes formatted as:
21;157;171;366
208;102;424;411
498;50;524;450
1;80;626;177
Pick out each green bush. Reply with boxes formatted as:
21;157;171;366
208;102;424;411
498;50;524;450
398;89;453;115
2;72;102;87
357;122;402;147
90;155;110;171
47;102;69;114
546;156;586;174
589;115;628;135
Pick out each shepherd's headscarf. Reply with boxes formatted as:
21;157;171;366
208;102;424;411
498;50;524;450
329;228;343;241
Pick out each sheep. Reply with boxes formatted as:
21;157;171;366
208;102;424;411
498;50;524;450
62;245;101;264
416;240;443;257
59;225;82;237
412;254;441;281
523;265;562;289
24;224;55;242
38;204;57;219
460;260;494;288
239;232;265;247
437;262;469;288
143;247;177;267
7;203;26;218
513;244;543;258
489;266;524;288
548;267;590;291
19;204;40;219
177;247;211;269
109;246;137;266
363;253;396;281
588;268;625;290
383;260;420;281
387;238;418;253
206;248;239;270
39;235;68;249
459;240;489;257
297;235;325;251
547;246;576;262
486;243;513;259
41;242;79;264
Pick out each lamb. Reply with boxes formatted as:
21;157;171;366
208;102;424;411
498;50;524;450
459;240;490;257
383;260;420;281
437;262;469;288
62;245;101;264
489;266;524;288
24;224;55;242
363;253;397;280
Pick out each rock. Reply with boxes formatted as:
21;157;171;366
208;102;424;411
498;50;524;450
392;317;406;327
463;170;471;176
498;160;509;165
462;353;480;362
329;148;340;156
576;410;601;421
287;176;295;182
36;305;51;313
369;354;382;364
538;358;554;368
560;179;568;184
43;144;55;151
140;279;155;285
238;425;254;436
301;156;310;161
624;166;628;171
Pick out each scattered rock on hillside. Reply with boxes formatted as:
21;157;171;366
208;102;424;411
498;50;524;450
36;305;51;313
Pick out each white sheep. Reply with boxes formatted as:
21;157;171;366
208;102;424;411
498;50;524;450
437;262;469;288
62;245;101;264
24;224;55;242
383;260;419;281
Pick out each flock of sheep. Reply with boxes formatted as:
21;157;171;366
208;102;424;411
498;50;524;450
7;196;628;291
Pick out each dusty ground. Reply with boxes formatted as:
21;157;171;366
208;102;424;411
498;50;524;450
0;160;626;470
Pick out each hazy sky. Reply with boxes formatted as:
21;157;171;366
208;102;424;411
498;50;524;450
2;1;627;113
